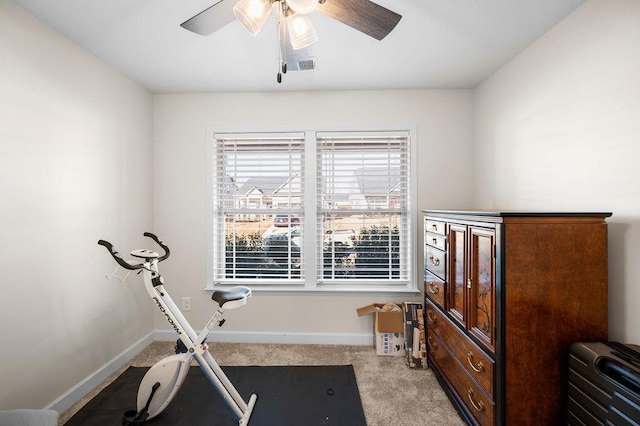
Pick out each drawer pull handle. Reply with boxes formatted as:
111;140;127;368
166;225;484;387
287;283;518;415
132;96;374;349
427;310;437;323
432;238;438;245
467;351;485;373
429;255;440;266
467;389;485;412
432;224;438;231
427;336;438;350
427;282;439;294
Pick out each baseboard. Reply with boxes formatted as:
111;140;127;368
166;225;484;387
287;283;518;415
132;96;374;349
154;329;373;346
45;332;154;414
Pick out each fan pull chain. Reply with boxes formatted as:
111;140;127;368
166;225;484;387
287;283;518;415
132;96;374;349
276;0;288;83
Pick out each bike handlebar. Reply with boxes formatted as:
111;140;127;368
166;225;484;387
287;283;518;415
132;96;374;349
98;232;170;270
97;239;141;270
143;232;170;262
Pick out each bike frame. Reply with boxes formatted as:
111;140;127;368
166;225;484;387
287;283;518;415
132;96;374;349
140;257;257;423
98;234;256;425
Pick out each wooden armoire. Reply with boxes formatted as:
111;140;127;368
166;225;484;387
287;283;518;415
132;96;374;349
422;210;611;425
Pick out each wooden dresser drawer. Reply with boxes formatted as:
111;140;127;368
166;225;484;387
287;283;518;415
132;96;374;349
425;299;495;397
427;329;495;426
425;232;446;250
425;245;446;280
425;219;446;235
425;271;445;309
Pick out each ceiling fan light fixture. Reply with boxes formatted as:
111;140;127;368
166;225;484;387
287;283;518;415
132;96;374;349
287;13;318;50
285;0;319;15
233;0;272;36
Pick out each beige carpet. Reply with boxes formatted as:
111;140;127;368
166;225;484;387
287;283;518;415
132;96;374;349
59;342;465;425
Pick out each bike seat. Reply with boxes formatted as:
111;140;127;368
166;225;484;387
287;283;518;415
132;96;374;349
211;286;251;310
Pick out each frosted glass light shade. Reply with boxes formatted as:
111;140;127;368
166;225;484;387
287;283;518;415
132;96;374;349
286;13;318;50
233;0;272;36
286;0;319;14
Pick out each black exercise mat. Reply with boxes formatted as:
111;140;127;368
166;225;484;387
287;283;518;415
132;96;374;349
66;365;367;425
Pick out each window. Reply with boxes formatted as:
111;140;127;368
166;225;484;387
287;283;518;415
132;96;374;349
209;129;416;292
211;133;305;283
317;132;410;285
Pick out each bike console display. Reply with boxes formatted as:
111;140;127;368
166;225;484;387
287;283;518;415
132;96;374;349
131;249;160;259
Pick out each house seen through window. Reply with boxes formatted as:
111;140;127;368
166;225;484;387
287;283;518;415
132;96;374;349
210;130;415;291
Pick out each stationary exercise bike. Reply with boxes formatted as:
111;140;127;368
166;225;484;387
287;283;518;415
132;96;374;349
98;233;257;425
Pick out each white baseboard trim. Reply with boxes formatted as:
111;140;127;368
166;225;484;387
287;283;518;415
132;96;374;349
154;329;373;346
45;332;154;414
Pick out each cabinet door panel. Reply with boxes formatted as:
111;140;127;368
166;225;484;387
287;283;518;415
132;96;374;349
469;227;496;353
448;224;467;327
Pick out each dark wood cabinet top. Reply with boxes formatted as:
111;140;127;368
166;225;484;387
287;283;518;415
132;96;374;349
422;209;612;217
422;210;612;224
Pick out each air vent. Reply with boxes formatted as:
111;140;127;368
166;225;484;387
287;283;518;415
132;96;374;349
298;58;316;71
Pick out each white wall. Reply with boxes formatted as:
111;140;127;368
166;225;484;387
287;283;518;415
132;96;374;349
0;1;154;410
152;90;475;340
474;0;640;343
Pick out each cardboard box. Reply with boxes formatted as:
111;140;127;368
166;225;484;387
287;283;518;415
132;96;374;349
402;302;428;369
375;331;405;356
357;304;405;356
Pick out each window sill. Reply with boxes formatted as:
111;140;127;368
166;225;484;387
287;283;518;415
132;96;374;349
205;283;420;296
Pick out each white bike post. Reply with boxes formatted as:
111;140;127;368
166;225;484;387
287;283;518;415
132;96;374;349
98;233;257;425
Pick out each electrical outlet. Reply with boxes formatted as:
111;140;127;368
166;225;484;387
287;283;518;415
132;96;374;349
182;297;191;311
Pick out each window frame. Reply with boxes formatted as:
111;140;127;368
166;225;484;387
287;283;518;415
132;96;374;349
206;126;418;294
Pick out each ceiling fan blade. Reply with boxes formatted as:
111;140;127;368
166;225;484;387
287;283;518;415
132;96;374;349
316;0;401;41
180;0;236;36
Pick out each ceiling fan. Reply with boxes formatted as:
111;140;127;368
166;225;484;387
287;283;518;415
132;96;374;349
180;0;402;83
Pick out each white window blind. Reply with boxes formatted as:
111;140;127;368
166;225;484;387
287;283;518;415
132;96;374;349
316;131;411;285
212;132;305;283
209;129;415;292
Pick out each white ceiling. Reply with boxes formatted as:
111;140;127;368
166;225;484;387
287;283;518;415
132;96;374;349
10;0;586;93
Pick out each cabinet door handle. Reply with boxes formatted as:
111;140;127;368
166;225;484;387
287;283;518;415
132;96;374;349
427;282;439;294
427;310;437;323
429;255;440;266
466;278;472;289
427;336;438;350
467;389;485;412
467;351;485;373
